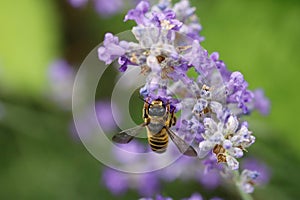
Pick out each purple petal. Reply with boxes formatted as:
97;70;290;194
124;0;150;25
96;101;121;132
242;158;271;185
253;89;270;115
98;33;127;65
101;168;129;195
94;0;123;17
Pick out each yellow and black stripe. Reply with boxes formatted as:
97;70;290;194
148;128;169;153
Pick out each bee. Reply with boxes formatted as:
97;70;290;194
112;99;197;157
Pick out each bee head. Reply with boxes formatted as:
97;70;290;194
148;99;166;117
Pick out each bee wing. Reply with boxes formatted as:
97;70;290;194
166;128;198;157
112;123;146;144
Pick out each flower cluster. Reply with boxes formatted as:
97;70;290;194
101;142;223;196
98;0;270;197
101;142;270;197
200;115;255;170
48;59;75;109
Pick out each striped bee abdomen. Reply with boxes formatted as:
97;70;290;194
148;128;169;153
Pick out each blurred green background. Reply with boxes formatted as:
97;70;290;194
0;0;300;199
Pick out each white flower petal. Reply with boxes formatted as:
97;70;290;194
227;155;239;170
209;132;224;143
233;147;243;158
240;170;260;193
241;183;254;194
203;118;218;133
199;140;214;152
231;135;241;145
238;125;250;138
226;115;239;133
210;101;223;117
198;141;214;158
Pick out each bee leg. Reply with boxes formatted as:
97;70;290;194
166;103;171;113
143;102;148;117
165;120;170;128
144;117;150;125
166;111;176;128
169;110;176;127
165;103;172;128
172;115;177;126
143;99;150;125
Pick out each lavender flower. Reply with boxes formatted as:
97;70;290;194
197;169;221;190
48;59;75;109
242;158;271;185
210;52;231;81
125;0;184;30
94;0;124;17
173;0;204;41
97;0;270;197
252;89;270;115
98;33;129;65
199;115;255;170
68;0;130;17
125;0;150;25
124;0;204;40
102;168;129;195
102;164;160;196
70;100;120;141
112;141;145;164
96;101;121;132
103;141;222;196
136;172;160;197
226;72;254;114
238;169;260;193
103;140;162;196
210;54;269;116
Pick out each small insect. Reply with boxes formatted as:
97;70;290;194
112;99;197;156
